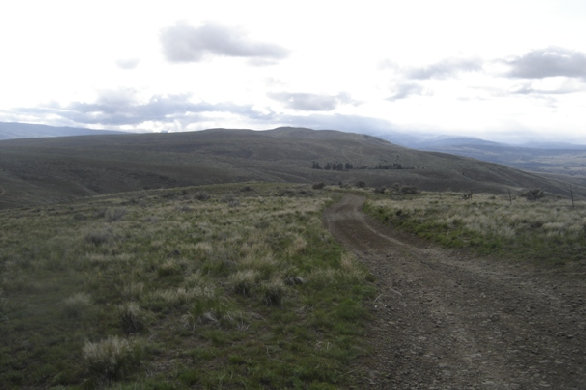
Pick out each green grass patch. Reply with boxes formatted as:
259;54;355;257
0;183;374;388
365;192;586;266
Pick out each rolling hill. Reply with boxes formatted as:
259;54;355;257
0;127;581;208
0;121;124;140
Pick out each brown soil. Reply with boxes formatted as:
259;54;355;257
324;194;586;389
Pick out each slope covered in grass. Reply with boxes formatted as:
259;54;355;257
365;192;586;268
0;183;374;388
1;127;579;209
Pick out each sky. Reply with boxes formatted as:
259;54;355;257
1;0;586;143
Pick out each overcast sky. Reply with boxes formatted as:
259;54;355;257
1;0;585;143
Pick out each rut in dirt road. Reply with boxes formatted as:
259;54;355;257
324;194;586;390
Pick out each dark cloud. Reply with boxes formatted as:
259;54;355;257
506;47;586;79
387;83;423;101
406;58;482;80
160;22;288;64
17;90;271;127
268;92;358;111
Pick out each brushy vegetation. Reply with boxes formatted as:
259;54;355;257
365;192;586;267
0;183;374;388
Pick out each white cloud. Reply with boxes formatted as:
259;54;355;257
160;22;288;64
12;90;273;128
505;47;586;79
1;1;586;142
387;83;425;101
267;92;360;111
116;58;140;70
406;58;482;80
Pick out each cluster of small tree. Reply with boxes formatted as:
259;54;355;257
384;183;419;194
311;161;354;170
311;161;414;170
521;189;545;201
373;163;405;169
398;185;419;194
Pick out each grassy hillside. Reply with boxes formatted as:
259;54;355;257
0;127;581;209
365;191;586;269
413;138;586;178
0;183;374;388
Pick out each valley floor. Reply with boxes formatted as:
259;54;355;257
325;194;586;389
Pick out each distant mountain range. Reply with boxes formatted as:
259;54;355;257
392;135;586;178
1;126;582;208
0;122;124;139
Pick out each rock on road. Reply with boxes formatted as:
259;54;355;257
324;194;586;389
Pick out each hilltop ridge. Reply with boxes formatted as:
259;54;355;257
0;127;581;208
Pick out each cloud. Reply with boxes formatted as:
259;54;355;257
268;92;358;111
269;92;337;111
335;92;361;105
506;47;586;79
387;83;424;101
17;90;271;127
116;58;140;70
507;77;586;98
160;22;288;64
10;92;395;135
406;58;482;80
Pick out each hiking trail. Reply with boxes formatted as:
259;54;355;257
324;194;586;389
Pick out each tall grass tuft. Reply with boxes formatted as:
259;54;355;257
84;228;113;246
119;303;145;334
83;335;140;382
63;292;91;318
229;269;260;297
105;207;127;222
260;278;286;306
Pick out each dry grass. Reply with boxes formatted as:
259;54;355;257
367;192;586;266
83;335;139;382
0;183;374;388
63;292;92;318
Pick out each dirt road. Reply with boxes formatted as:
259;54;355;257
324;194;586;389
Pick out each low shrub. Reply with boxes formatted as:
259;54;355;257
62;292;92;318
400;185;419;194
119;303;145;334
83;335;140;382
195;192;211;201
260;278;286;306
229;270;260;297
521;189;544;201
105;207;127;222
84;228;113;246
